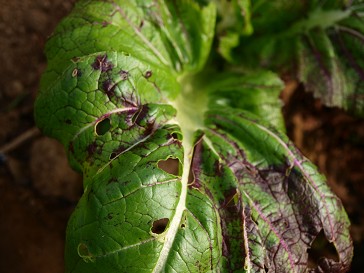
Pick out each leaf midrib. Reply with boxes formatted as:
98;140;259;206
152;74;209;272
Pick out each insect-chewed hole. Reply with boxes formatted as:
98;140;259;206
95;118;111;136
151;218;169;234
171;132;179;139
157;158;180;176
109;152;117;160
307;229;339;268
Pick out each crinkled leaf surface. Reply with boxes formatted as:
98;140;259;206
34;0;353;272
220;0;364;116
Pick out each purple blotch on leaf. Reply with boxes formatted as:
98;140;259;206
87;142;98;157
144;70;152;79
103;79;116;97
120;70;129;80
109;145;127;160
131;105;149;125
92;55;113;72
101;21;110;27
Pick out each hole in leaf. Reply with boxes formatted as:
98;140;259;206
170;131;182;141
151;218;169;234
179;214;187;229
307;230;339;268
157;158;180;176
95;118;111;135
109;152;117;160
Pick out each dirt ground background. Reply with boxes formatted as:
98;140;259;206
0;1;363;272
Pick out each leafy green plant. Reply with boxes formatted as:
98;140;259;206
34;0;361;272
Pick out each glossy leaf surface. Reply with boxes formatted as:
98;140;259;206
34;0;353;272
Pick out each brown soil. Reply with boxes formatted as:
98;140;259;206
0;1;363;272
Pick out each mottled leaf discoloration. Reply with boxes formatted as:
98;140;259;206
92;54;114;72
34;1;353;273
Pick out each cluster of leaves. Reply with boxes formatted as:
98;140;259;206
34;0;361;272
217;0;364;116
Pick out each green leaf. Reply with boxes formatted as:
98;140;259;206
297;10;364;116
34;0;353;272
204;70;285;132
40;0;215;90
216;0;253;61
220;0;364;116
201;107;353;272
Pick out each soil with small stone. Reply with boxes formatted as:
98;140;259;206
0;1;363;272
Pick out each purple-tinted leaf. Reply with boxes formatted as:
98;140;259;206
192;108;353;272
34;1;354;272
221;2;364;116
297;20;364;116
